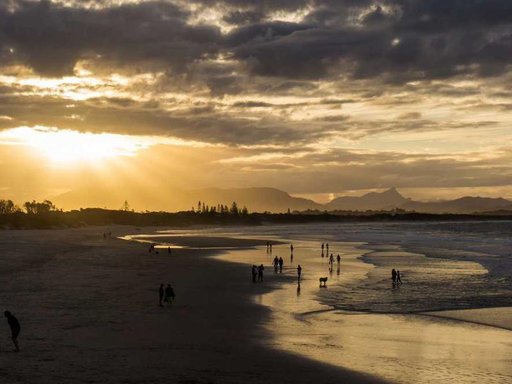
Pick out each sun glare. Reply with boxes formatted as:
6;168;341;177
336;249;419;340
0;127;153;165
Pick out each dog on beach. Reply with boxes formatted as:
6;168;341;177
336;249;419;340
319;277;328;287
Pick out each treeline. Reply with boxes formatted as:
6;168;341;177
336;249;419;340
193;201;249;215
0;199;254;229
0;199;58;215
1;199;512;229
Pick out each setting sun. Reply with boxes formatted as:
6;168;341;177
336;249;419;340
0;127;153;165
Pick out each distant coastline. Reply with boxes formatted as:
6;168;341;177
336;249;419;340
1;207;512;229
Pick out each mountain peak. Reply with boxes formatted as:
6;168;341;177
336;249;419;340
382;187;402;197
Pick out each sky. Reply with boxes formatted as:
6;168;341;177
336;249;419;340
0;0;512;207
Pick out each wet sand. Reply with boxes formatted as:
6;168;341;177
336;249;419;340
215;238;512;384
422;307;512;331
0;227;384;384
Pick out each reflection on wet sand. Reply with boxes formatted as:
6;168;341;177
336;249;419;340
218;239;512;384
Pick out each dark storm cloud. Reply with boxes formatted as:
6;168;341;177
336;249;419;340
0;0;220;76
229;0;512;81
0;0;510;82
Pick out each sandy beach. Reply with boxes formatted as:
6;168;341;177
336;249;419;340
0;226;385;384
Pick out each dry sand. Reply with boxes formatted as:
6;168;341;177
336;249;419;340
0;226;385;384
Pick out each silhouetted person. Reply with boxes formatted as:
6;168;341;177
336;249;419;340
273;256;279;273
290;244;294;254
168;247;172;255
329;253;334;265
278;257;284;273
397;270;402;285
326;243;329;253
266;241;270;253
321;243;324;252
391;269;397;285
159;284;164;306
251;265;257;283
337;254;341;264
258;264;265;282
164;284;175;304
269;243;272;253
297;265;302;281
4;311;20;352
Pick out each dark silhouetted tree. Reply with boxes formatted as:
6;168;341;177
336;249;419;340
230;201;239;215
122;200;130;211
24;200;56;214
0;199;19;214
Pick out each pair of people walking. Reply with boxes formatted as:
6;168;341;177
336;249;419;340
252;264;265;282
391;269;402;285
273;256;284;273
159;283;176;306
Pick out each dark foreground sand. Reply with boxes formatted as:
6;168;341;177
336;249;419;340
0;227;385;384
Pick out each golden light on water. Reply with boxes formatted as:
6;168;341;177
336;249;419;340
0;127;153;165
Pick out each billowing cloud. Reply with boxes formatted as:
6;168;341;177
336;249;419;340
0;0;512;201
0;0;220;76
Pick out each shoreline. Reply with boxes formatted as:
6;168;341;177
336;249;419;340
420;307;512;332
0;225;386;384
199;231;512;383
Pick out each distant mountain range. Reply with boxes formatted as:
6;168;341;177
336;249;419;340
54;186;512;214
325;187;408;211
325;188;512;214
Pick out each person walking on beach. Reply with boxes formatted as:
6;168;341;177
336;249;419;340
164;284;175;304
252;265;257;283
290;244;294;254
321;243;324;253
167;247;172;255
326;243;329;254
258;264;265;282
391;269;397;285
4;311;20;352
269;243;272;253
337;254;341;264
329;253;334;266
297;265;302;281
266;241;270;253
273;256;279;273
278;257;284;273
396;270;402;285
159;283;165;307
